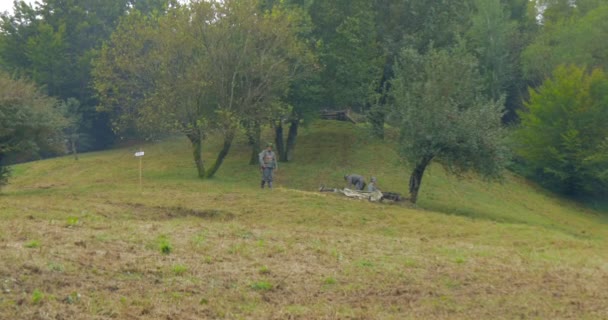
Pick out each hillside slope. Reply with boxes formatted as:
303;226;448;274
1;120;607;319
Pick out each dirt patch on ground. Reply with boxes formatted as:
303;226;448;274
113;202;236;221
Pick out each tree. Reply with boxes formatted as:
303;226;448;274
60;98;85;160
468;0;516;101
95;0;310;178
311;0;384;132
369;0;476;139
523;4;608;85
467;0;533;122
244;0;320;164
278;4;321;163
0;0;172;152
390;46;510;204
0;71;65;188
515;65;608;195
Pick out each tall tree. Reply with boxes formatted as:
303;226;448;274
0;0;172;152
468;0;516;101
247;0;320;164
522;4;608;85
95;0;311;178
0;71;65;188
466;0;533;122
369;0;477;138
311;0;384;132
515;65;608;195
390;46;510;204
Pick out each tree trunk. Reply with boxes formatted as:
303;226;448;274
205;131;235;178
70;136;78;160
274;121;286;161
368;108;385;140
187;132;205;179
246;122;261;165
408;156;433;204
0;153;8;187
284;119;299;162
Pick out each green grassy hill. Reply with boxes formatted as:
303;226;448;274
1;121;607;319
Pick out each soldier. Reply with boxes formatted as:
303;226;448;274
258;143;278;189
344;173;366;190
367;176;379;192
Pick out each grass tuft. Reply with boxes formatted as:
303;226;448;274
31;289;44;304
158;235;172;255
250;281;273;291
24;240;40;248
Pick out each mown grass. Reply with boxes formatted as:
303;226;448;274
0;120;607;319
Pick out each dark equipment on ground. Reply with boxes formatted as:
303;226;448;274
320;109;357;124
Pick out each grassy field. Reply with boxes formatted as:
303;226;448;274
1;121;607;319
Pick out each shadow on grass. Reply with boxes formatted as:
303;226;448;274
423;202;599;240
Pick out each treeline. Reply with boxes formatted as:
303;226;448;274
1;0;607;201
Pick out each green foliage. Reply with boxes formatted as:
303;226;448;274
258;266;271;275
59;98;89;159
25;240;40;248
311;0;383;110
536;0;604;25
374;0;474;54
158;235;172;254
250;281;273;291
515;65;608;195
95;0;312;178
0;71;65;187
31;289;44;304
171;264;187;275
391;46;510;203
66;216;79;227
523;4;608;84
372;0;479;137
0;0;154;150
468;0;517;101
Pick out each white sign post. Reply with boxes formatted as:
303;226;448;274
135;151;145;191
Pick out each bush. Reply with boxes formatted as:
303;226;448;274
515;65;608;195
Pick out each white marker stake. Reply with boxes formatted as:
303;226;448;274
135;151;145;191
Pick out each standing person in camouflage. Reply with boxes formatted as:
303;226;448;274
259;143;278;189
344;174;366;190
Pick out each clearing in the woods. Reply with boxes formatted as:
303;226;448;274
1;121;607;319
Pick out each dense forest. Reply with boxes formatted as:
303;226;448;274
1;0;607;201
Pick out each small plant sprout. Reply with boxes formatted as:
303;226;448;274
25;240;40;248
158;235;172;254
251;281;273;291
172;264;187;275
258;266;271;275
66;216;79;227
31;289;44;304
